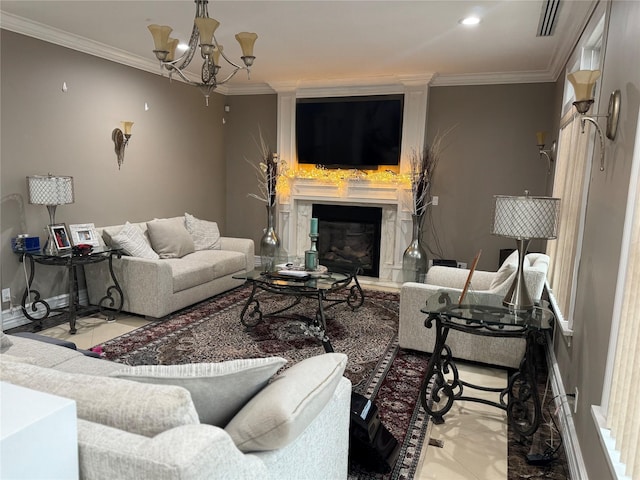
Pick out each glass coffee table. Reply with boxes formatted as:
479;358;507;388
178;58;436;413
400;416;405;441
418;290;554;439
232;268;364;352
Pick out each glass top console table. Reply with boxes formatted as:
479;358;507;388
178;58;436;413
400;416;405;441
19;247;124;334
418;290;554;438
232;268;364;353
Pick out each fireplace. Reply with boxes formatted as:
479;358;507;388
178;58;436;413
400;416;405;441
313;204;382;277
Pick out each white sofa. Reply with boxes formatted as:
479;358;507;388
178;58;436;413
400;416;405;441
399;252;550;368
85;215;254;318
0;331;351;480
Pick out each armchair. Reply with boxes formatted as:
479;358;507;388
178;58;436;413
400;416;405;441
398;252;550;368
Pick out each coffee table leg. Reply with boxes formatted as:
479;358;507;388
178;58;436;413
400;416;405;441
316;293;334;352
240;283;263;327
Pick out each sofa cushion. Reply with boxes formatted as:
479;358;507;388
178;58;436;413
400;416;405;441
0;362;199;437
146;217;195;259
167;250;247;292
185;212;222;251
109;222;159;260
111;357;287;427
225;353;347;452
3;334;83;368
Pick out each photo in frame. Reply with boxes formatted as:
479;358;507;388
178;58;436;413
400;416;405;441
49;223;72;253
68;223;101;248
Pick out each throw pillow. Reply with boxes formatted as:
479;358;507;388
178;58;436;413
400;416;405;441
110;357;287;427
0;331;13;352
0;362;199;437
225;352;347;452
110;222;159;260
146;217;196;259
184;212;222;250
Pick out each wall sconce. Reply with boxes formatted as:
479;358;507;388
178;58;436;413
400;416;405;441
112;121;134;169
536;131;555;173
567;70;621;172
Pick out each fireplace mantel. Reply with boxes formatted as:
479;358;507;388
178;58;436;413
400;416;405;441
273;80;431;281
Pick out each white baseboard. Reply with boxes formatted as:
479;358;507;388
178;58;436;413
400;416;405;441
1;290;89;331
545;332;589;479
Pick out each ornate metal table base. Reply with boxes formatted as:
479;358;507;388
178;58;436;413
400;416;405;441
237;271;364;353
20;249;124;334
418;294;552;440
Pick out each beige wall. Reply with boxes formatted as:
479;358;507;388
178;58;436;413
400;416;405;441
553;1;640;479
425;82;556;270
223;95;278;247
1;31;227;306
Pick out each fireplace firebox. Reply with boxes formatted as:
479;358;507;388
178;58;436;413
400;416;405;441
312;204;382;277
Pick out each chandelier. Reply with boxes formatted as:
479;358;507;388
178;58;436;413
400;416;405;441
148;0;257;105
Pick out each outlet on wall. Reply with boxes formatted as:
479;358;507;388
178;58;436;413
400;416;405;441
2;288;10;303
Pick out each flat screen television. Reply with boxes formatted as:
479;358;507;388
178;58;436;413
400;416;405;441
296;95;404;169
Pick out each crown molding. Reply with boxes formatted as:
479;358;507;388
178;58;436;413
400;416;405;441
431;70;556;87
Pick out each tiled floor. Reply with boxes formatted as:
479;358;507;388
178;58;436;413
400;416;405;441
415;364;508;480
38;306;511;480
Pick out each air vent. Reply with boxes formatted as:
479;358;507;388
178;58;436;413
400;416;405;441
537;0;561;37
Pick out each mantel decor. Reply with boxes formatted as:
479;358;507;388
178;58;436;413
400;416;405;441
402;136;447;282
147;0;257;105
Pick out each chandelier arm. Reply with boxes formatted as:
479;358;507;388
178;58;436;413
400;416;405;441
162;65;204;87
212;34;246;70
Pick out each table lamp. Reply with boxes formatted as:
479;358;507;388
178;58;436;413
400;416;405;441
491;191;560;311
27;174;74;254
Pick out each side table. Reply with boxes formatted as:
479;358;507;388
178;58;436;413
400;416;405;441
20;247;124;334
418;290;554;439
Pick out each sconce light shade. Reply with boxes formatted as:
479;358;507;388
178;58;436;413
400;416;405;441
567;70;601;103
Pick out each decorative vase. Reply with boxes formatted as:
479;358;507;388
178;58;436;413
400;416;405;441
260;204;280;272
402;214;428;283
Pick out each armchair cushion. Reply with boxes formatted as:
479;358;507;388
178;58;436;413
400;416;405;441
489;249;519;290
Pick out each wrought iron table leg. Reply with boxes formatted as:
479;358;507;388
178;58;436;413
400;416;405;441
507;330;543;438
316;291;334;353
420;314;455;424
97;252;124;320
20;254;50;329
68;264;78;334
240;282;263;327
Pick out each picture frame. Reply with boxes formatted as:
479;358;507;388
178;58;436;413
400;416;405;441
68;223;101;248
49;223;72;253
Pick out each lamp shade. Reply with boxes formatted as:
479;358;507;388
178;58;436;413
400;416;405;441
491;194;560;240
235;32;257;57
27;175;74;206
567;70;601;101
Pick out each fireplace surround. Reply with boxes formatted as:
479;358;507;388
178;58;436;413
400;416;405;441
270;78;432;281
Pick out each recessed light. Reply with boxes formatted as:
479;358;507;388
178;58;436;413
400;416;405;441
460;16;481;26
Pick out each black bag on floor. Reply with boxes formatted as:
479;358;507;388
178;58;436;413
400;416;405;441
349;392;401;473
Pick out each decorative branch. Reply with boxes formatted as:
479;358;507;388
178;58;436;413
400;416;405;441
247;129;279;207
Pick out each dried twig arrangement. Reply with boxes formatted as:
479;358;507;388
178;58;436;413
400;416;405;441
247;131;279;207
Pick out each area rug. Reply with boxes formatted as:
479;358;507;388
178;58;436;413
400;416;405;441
96;284;432;480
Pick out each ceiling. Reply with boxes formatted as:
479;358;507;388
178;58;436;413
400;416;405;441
0;0;597;94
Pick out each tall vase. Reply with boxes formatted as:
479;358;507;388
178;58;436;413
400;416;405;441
402;214;428;283
260;204;280;272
